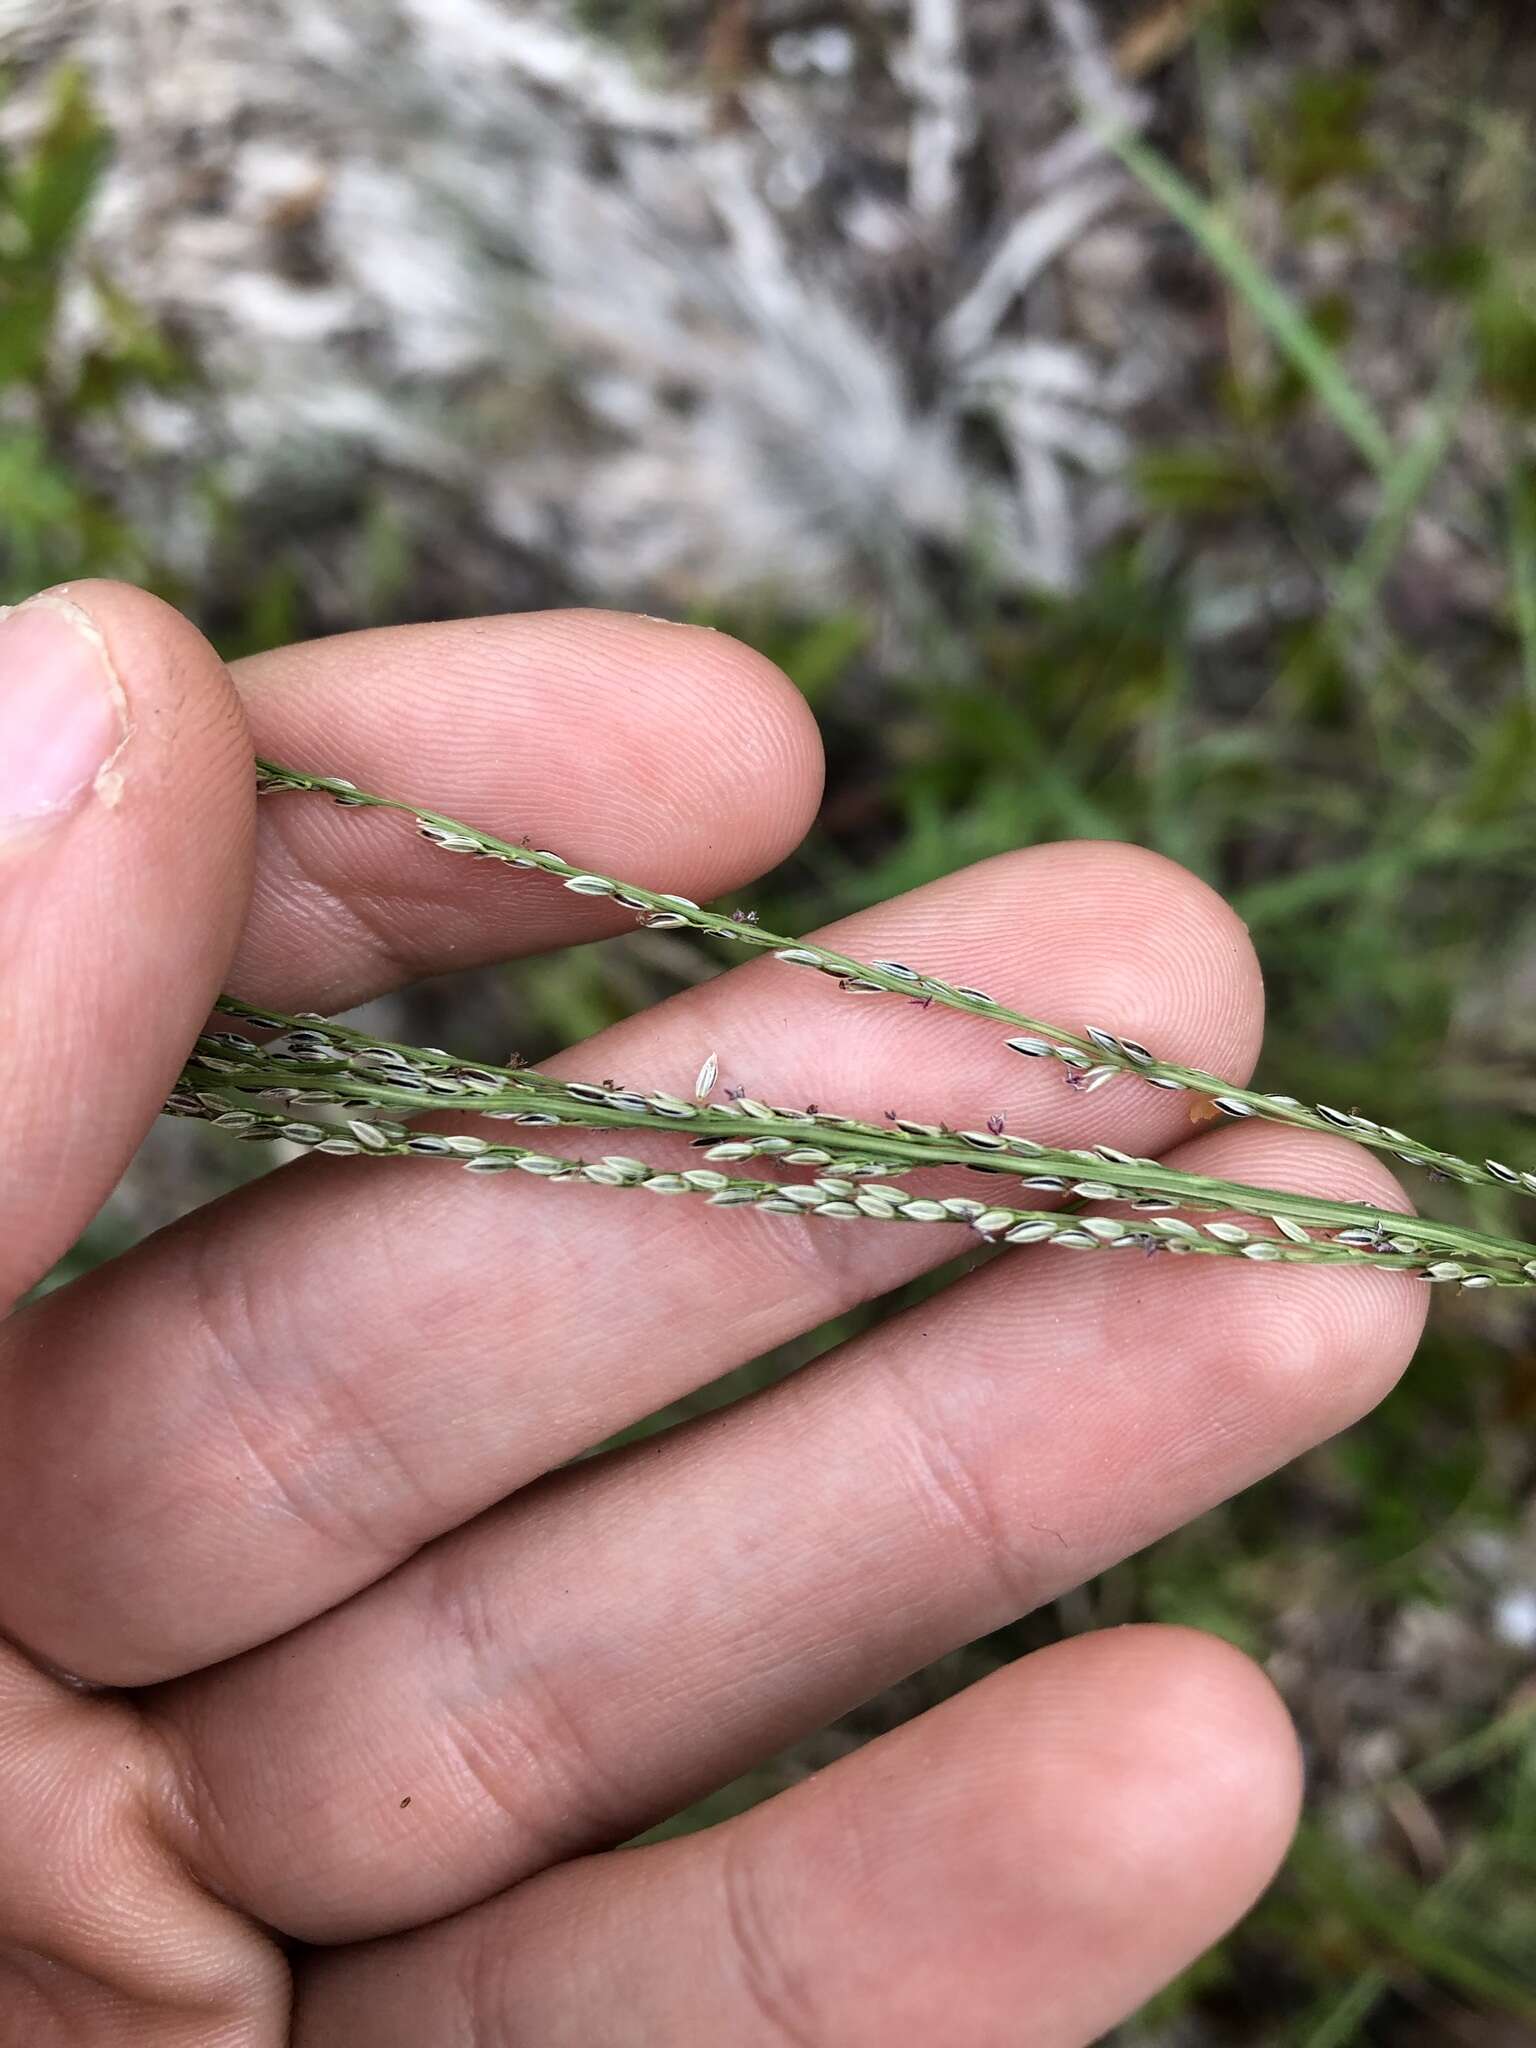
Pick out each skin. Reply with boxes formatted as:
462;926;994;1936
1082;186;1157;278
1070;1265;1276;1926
0;583;1427;2045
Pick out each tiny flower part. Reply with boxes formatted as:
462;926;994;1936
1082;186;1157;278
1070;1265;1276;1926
1065;1066;1117;1093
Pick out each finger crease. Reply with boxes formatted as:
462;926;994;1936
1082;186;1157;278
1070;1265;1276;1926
427;1553;631;1871
259;818;417;988
184;1241;408;1574
719;1827;822;2048
880;1364;1037;1620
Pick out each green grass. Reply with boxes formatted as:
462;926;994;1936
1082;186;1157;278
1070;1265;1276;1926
0;66;171;603
1107;125;1396;474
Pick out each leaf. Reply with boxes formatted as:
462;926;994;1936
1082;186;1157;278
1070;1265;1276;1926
1107;125;1396;474
11;65;110;265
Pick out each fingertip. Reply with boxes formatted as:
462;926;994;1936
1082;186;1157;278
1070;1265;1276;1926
510;610;827;874
1052;840;1267;1075
725;1624;1303;2031
37;579;255;836
677;620;826;865
1033;1625;1304;1874
881;1626;1301;1909
0;581;255;1298
594;611;827;839
882;836;1266;1091
61;579;256;951
228;609;824;1005
904;1627;1301;2037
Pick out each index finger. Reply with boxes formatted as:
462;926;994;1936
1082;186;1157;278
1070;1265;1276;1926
228;608;824;1011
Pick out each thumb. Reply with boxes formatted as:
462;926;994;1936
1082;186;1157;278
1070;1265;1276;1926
0;582;255;1310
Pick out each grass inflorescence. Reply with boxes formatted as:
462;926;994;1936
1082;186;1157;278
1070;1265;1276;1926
163;761;1536;1295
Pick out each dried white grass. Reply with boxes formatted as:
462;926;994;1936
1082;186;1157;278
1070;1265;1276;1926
1;0;1145;615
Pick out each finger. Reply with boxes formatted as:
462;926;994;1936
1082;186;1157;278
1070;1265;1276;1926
0;603;821;1670
1;844;1263;1682
289;1628;1300;2047
0;582;254;1306
143;1126;1418;1942
228;610;823;1010
0;1639;284;2045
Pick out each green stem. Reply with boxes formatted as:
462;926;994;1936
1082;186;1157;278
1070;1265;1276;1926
247;761;1536;1208
180;1015;1536;1284
162;1086;1533;1284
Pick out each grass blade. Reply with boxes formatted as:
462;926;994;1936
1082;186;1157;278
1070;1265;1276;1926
1108;126;1395;475
1333;350;1477;633
1509;461;1536;717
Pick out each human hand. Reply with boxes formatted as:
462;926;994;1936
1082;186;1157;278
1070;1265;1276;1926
0;584;1425;2044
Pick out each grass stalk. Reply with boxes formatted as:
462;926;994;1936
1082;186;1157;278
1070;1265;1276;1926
165;1073;1534;1285
1509;462;1536;719
188;1015;1536;1279
246;761;1536;1210
1105;128;1395;475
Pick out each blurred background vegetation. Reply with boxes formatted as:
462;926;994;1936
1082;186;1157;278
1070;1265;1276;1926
6;1;1536;2038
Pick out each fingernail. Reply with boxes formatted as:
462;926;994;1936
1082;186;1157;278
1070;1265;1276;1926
0;596;128;838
